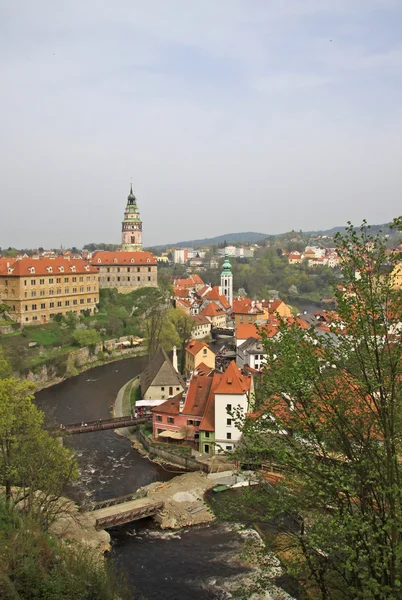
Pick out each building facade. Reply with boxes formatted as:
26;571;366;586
92;251;158;294
0;257;99;325
121;184;142;252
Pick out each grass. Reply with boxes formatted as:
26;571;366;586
121;378;136;415
130;378;142;409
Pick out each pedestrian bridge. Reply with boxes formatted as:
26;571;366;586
57;415;152;435
80;491;164;529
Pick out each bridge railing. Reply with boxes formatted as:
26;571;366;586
80;489;148;512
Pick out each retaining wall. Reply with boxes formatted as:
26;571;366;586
137;430;209;473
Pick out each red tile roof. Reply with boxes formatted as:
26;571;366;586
191;315;210;326
173;288;189;298
0;257;97;277
91;251;157;265
182;375;213;416
152;393;182;415
213;360;252;395
200;303;225;317
185;340;210;356
195;362;214;376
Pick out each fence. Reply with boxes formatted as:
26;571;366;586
137;429;209;473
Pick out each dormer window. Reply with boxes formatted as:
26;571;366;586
58;266;64;273
146;258;150;263
84;265;90;271
71;266;76;272
130;258;134;263
114;258;118;263
97;258;101;263
46;266;53;273
29;267;35;274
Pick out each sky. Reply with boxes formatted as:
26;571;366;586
1;0;402;249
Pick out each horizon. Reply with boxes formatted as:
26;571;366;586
1;1;401;248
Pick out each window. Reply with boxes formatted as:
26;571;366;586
40;290;45;296
64;277;68;283
161;387;165;391
31;291;36;297
24;305;28;311
226;432;231;439
226;404;232;413
79;276;83;282
205;431;210;438
226;445;232;451
72;276;77;282
156;415;162;422
64;288;69;294
176;387;180;391
72;287;77;293
86;276;90;281
148;277;151;282
32;304;37;310
87;286;91;291
40;303;46;309
227;418;232;426
80;299;84;304
49;302;54;308
73;299;77;305
167;417;174;424
87;298;91;303
194;420;200;426
39;278;44;285
24;291;27;298
137;277;140;282
65;300;70;306
169;387;173;396
56;278;61;284
24;280;27;286
57;301;62;307
203;348;207;355
187;419;194;426
56;288;61;295
49;278;53;284
204;444;210;453
31;279;36;285
80;286;84;292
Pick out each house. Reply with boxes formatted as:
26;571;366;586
140;347;185;401
0;257;99;325
175;298;192;315
173;274;205;292
262;299;292;319
152;360;253;454
199;302;227;328
231;298;265;327
202;286;231;312
91;251;158;293
191;314;212;340
288;252;302;264
185;340;215;376
237;337;267;371
235;322;278;347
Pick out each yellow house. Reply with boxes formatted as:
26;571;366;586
185;340;215;377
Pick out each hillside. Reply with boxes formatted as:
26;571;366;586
151;222;394;250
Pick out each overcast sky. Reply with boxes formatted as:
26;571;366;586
1;0;401;249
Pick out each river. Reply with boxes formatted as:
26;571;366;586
35;357;254;600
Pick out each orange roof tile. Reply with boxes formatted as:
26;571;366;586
200;303;225;317
185;340;210;356
91;251;157;266
182;375;213;416
213;361;252;395
152;393;182;415
0;257;97;277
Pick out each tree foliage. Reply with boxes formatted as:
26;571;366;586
0;350;77;521
236;220;402;599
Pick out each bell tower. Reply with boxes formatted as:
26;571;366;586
219;251;233;308
121;183;143;252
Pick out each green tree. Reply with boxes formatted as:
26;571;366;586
0;352;77;520
235;220;402;599
72;328;102;348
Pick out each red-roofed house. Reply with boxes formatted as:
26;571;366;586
152;361;254;454
185;340;215;376
191;314;212;340
199;302;227;328
91;251;158;294
203;286;231;312
0;257;99;325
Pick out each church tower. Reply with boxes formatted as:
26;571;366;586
121;183;143;252
219;251;233;308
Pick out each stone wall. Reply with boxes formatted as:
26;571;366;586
137;429;209;473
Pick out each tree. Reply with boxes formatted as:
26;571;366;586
235;221;402;599
0;350;77;521
72;328;101;348
169;309;195;373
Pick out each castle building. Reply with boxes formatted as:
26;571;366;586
91;251;158;294
122;184;142;252
219;252;233;308
0;257;99;325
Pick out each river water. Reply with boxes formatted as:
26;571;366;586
35;357;253;600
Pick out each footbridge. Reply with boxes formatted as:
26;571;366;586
57;415;151;435
81;491;164;529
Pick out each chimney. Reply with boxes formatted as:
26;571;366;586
172;345;178;372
